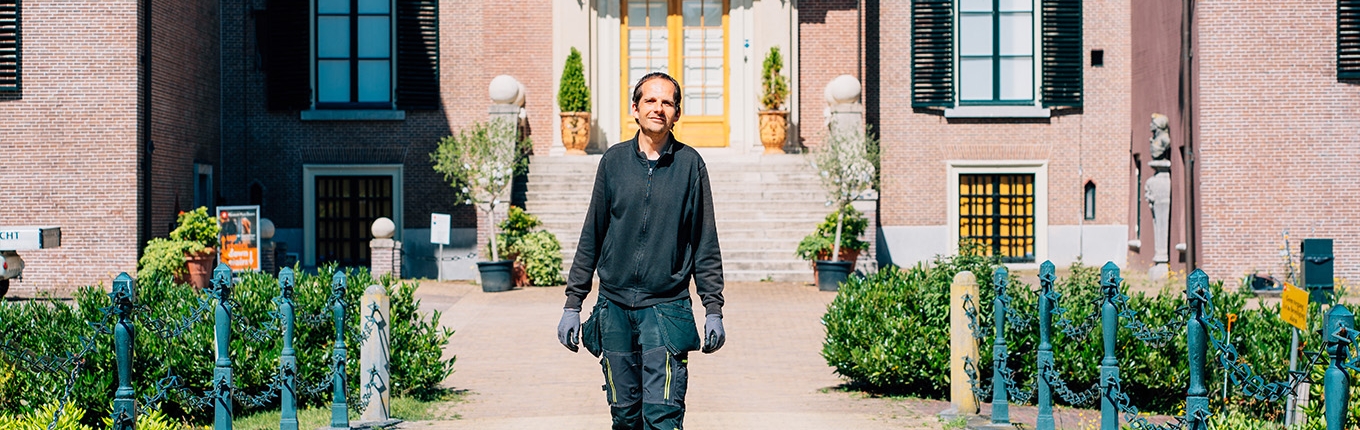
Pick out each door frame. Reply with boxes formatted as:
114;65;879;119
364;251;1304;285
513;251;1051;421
303;164;404;266
619;0;731;147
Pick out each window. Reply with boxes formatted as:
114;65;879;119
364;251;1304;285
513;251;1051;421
1341;0;1360;79
959;0;1033;103
959;174;1036;263
316;0;392;107
912;0;1081;108
193;164;214;212
261;0;439;111
0;0;18;92
1083;181;1096;220
621;0;730;147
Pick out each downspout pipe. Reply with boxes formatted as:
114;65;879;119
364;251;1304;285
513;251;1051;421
139;0;154;255
1180;0;1196;270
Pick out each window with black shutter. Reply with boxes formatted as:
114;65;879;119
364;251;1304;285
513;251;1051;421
910;0;1081;110
0;0;18;92
1341;0;1360;80
260;0;439;111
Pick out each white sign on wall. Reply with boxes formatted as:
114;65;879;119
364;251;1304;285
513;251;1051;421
430;213;451;245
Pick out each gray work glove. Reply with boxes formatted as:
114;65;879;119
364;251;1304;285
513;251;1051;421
702;314;725;354
558;308;581;353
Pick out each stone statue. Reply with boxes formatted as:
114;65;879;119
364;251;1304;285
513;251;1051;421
1144;113;1173;279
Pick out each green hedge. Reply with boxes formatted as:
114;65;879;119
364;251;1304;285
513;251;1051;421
0;265;454;427
823;250;1317;419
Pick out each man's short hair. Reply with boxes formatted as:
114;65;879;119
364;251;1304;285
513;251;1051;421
630;72;682;109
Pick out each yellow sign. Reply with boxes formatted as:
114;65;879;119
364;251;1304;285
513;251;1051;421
1281;282;1308;331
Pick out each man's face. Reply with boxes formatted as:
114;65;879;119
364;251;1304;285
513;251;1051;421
630;78;681;136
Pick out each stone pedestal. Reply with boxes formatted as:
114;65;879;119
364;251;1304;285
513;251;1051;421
1146;159;1172;279
851;194;879;274
944;271;980;418
359;285;397;426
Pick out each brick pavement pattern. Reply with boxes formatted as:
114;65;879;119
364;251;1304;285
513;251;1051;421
409;281;949;429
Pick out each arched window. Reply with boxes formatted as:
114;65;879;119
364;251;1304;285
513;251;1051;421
1083;181;1096;220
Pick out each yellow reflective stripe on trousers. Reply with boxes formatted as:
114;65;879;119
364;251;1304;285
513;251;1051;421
664;354;672;400
605;357;618;403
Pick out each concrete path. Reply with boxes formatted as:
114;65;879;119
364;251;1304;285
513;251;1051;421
404;281;952;429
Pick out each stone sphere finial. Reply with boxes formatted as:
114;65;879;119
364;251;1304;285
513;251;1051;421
489;75;522;105
825;75;862;106
260;218;275;240
371;217;396;239
514;81;527;108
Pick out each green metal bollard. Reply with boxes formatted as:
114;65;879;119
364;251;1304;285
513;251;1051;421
990;267;1010;425
330;271;349;429
1036;261;1055;430
111;273;136;430
1185;269;1210;430
1325;306;1354;430
1099;262;1120;430
211;263;235;430
279;268;298;430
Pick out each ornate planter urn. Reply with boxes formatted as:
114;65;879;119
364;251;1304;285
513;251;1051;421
560;112;591;155
758;110;788;154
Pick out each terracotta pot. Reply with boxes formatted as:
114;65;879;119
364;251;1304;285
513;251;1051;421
512;259;530;287
812;247;860;284
758;110;788;154
560;112;592;155
180;247;217;290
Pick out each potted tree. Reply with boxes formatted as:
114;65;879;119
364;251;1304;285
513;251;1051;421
137;207;220;289
806;125;877;291
796;205;868;283
431;119;527;292
493;206;566;287
758;46;790;154
558;47;592;155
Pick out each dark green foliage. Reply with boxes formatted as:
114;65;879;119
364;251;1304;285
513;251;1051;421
495;206;565;286
0;265;454;426
557;47;590;113
796;205;869;261
759;46;789;111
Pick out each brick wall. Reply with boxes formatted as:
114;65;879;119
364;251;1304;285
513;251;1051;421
0;1;141;294
1195;0;1360;284
149;0;220;237
877;0;1131;246
798;0;863;149
218;0;551;262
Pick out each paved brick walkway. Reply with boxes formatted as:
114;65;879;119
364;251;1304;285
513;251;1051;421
406;281;951;429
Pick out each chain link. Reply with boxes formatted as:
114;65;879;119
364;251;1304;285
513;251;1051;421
1038;355;1100;406
1194;287;1319;402
1104;373;1194;430
1047;290;1101;342
1111;291;1191;347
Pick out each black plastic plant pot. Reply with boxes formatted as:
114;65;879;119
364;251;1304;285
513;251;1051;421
815;260;854;292
477;260;515;292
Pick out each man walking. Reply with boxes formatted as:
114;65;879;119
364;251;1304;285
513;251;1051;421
557;71;726;430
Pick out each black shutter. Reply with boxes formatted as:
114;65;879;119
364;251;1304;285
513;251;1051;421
1041;0;1082;107
912;0;952;108
396;0;439;110
1341;0;1360;79
261;0;310;110
0;0;18;92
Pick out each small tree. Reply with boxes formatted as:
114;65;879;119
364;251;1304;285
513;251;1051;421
760;46;790;111
808;125;877;262
558;47;591;113
430;119;524;261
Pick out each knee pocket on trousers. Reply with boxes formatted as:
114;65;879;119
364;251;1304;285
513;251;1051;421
601;351;641;407
641;347;688;408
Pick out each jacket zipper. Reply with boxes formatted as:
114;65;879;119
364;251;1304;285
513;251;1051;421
635;161;655;278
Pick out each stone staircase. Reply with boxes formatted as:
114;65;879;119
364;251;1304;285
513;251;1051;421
524;153;827;282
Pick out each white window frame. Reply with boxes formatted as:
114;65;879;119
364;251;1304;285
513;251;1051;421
302;164;404;266
947;160;1048;270
945;0;1049;118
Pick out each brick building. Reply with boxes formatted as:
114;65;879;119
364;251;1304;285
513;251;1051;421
0;0;219;294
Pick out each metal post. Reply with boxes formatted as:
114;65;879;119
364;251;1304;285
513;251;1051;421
279;268;298;430
1099;262;1121;430
111;273;136;430
1185;269;1209;430
330;271;350;429
990;267;1009;425
1036;262;1055;430
211;263;235;430
1325;306;1354;430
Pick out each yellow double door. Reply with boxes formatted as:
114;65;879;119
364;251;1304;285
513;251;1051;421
622;0;729;147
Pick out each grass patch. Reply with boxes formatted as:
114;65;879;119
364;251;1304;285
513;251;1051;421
232;392;464;429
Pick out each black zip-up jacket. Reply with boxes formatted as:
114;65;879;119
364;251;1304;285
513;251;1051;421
563;135;725;317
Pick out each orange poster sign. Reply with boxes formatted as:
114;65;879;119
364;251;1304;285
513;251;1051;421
217;205;260;272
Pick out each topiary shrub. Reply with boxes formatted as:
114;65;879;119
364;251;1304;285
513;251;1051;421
557;47;590;113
